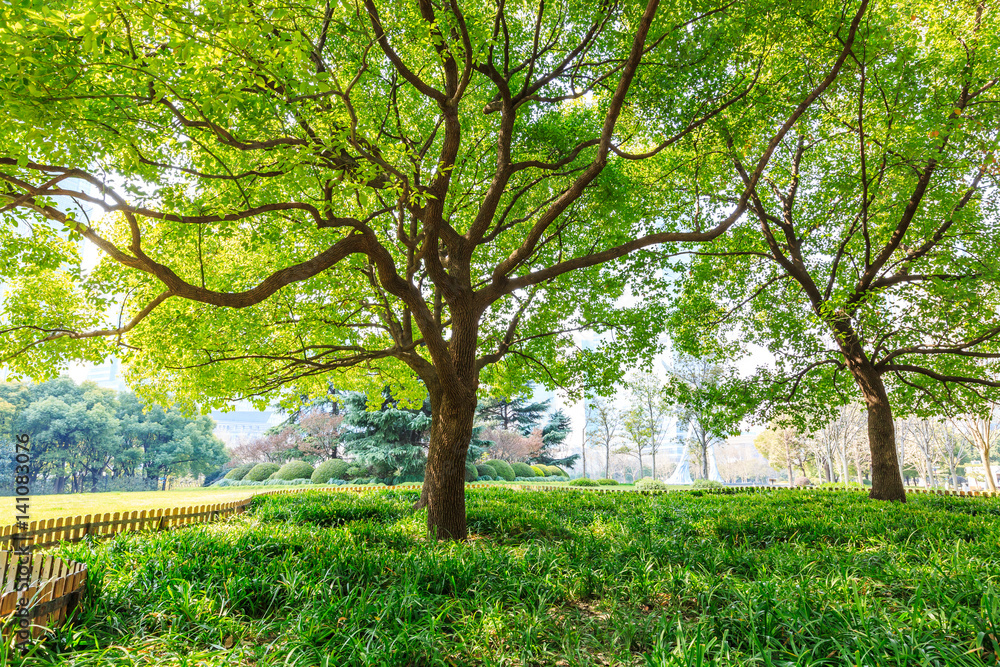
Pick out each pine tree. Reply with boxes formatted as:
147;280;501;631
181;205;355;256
531;410;579;468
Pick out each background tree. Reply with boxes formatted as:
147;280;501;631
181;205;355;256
481;427;543;464
0;0;869;538
621;407;651;480
948;404;998;494
586;397;621;479
531;409;578;468
627;371;670;478
663;2;1000;502
810;405;866;485
665;355;739;480
755;423;811;485
476;394;550;435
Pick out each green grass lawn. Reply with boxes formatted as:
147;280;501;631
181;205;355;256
15;488;1000;666
12;485;335;522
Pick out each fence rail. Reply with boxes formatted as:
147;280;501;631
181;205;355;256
0;552;87;639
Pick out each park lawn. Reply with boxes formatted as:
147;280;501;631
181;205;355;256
18;487;1000;666
12;485;329;522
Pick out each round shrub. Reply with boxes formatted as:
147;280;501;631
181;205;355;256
597;478;619;486
311;459;351;484
569;477;598;487
530;465;546;477
477;475;495;482
692;479;724;489
275;460;315;480
511;462;536;478
476;464;498;479
794;476;813;487
466;462;479;482
224;464;254;481
541;465;568;477
635;477;667;491
245;462;281;482
346;464;367;478
485;459;515;482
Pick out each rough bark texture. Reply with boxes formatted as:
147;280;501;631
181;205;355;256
422;388;476;540
852;367;906;502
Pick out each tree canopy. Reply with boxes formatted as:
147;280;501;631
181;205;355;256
0;0;871;537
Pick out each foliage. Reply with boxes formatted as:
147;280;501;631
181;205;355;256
49;488;1000;665
465;463;478;483
275;460;315;481
311;459;352;484
484;460;515;482
816;481;865;489
794;477;813;487
0;0;877;537
692;479;724;489
477;394;550;435
634;478;668;491
530;465;546;477
476;464;498;479
569;478;599;487
596;479;619;486
533;409;579;468
511;462;536;478
480;427;543;464
224;465;255;481
245;463;281;482
0;379;226;493
541;465;568;478
341;391;430;480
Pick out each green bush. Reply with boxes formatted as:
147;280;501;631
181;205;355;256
692;479;724;489
346;464;367;478
596;478;618;486
540;465;568;477
569;477;598;487
794;477;813;487
817;481;865;489
530;465;546;477
511;462;536;478
466;463;479;482
275;460;315;480
311;459;351;484
224;464;254;481
485;459;515;482
635;477;667;491
245;462;281;482
476;464;498;479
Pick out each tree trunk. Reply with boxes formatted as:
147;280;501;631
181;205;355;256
852;367;905;501
605;446;610;480
422;387;476;541
652;450;656;480
981;445;997;494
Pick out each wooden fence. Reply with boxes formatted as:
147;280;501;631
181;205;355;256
0;552;87;639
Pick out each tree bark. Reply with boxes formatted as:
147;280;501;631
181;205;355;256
980;446;997;494
421;386;476;540
850;366;905;501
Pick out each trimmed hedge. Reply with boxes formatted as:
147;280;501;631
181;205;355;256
311;459;352;484
635;477;667;491
596;478;618;486
276;460;315;480
245;462;281;481
569;477;598;487
540;465;568;477
511;462;536;478
530;465;546;477
466;463;479;482
224;464;254;481
476;464;498;479
485;459;515;482
692;479;724;489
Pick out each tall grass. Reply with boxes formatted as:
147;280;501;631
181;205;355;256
13;488;1000;666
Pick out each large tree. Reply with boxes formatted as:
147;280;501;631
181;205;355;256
665;1;1000;502
0;0;868;538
